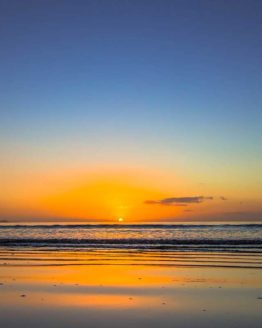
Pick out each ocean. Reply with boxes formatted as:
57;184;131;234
0;222;261;269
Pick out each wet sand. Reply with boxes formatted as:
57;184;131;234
0;250;262;328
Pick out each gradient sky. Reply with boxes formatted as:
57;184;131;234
1;0;262;222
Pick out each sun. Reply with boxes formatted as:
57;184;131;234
118;218;124;222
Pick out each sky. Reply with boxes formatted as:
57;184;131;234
0;0;262;222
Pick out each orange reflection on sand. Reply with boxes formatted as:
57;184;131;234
2;261;262;290
1;265;174;287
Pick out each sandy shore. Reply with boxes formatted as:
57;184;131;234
0;257;262;328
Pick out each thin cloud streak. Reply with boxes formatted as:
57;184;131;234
144;196;213;206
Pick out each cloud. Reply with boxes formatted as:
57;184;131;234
220;196;227;200
144;196;213;206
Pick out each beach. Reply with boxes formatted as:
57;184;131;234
0;223;262;328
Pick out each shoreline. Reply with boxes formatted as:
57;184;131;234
1;249;262;328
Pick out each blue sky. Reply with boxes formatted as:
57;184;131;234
0;0;262;220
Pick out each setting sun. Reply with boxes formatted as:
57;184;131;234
118;218;124;222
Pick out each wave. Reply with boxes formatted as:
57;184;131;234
1;238;262;247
